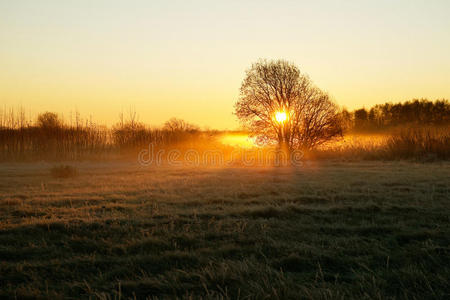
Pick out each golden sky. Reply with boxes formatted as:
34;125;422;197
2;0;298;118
1;0;449;129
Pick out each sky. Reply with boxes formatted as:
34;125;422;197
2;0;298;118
1;0;450;129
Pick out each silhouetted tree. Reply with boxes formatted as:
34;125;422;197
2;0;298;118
36;112;62;129
339;109;353;131
163;118;199;133
235;59;342;151
112;110;147;149
354;108;368;129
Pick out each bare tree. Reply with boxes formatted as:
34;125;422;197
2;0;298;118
36;112;62;129
163;118;199;133
235;59;342;151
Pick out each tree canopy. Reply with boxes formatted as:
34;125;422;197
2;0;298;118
342;99;450;131
235;59;342;150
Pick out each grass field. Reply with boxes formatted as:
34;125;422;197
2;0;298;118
0;161;449;299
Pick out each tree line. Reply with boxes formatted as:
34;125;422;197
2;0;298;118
0;109;204;161
342;99;450;132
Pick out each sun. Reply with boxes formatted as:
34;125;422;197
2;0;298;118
275;111;287;123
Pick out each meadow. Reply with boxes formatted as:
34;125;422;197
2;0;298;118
1;161;449;299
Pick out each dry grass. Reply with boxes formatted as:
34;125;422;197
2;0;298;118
385;127;450;160
312;127;450;161
0;161;449;299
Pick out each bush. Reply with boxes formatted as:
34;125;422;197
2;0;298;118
50;165;78;178
309;127;450;161
385;127;450;160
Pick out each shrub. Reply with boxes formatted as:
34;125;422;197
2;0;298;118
50;165;78;178
385;127;450;160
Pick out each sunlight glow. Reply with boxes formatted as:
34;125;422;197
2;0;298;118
275;111;287;123
219;133;256;148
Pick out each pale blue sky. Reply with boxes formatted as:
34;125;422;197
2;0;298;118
1;0;449;128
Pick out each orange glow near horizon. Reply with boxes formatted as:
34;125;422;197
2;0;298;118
219;133;256;148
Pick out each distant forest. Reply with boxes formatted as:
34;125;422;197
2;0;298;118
342;99;450;131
